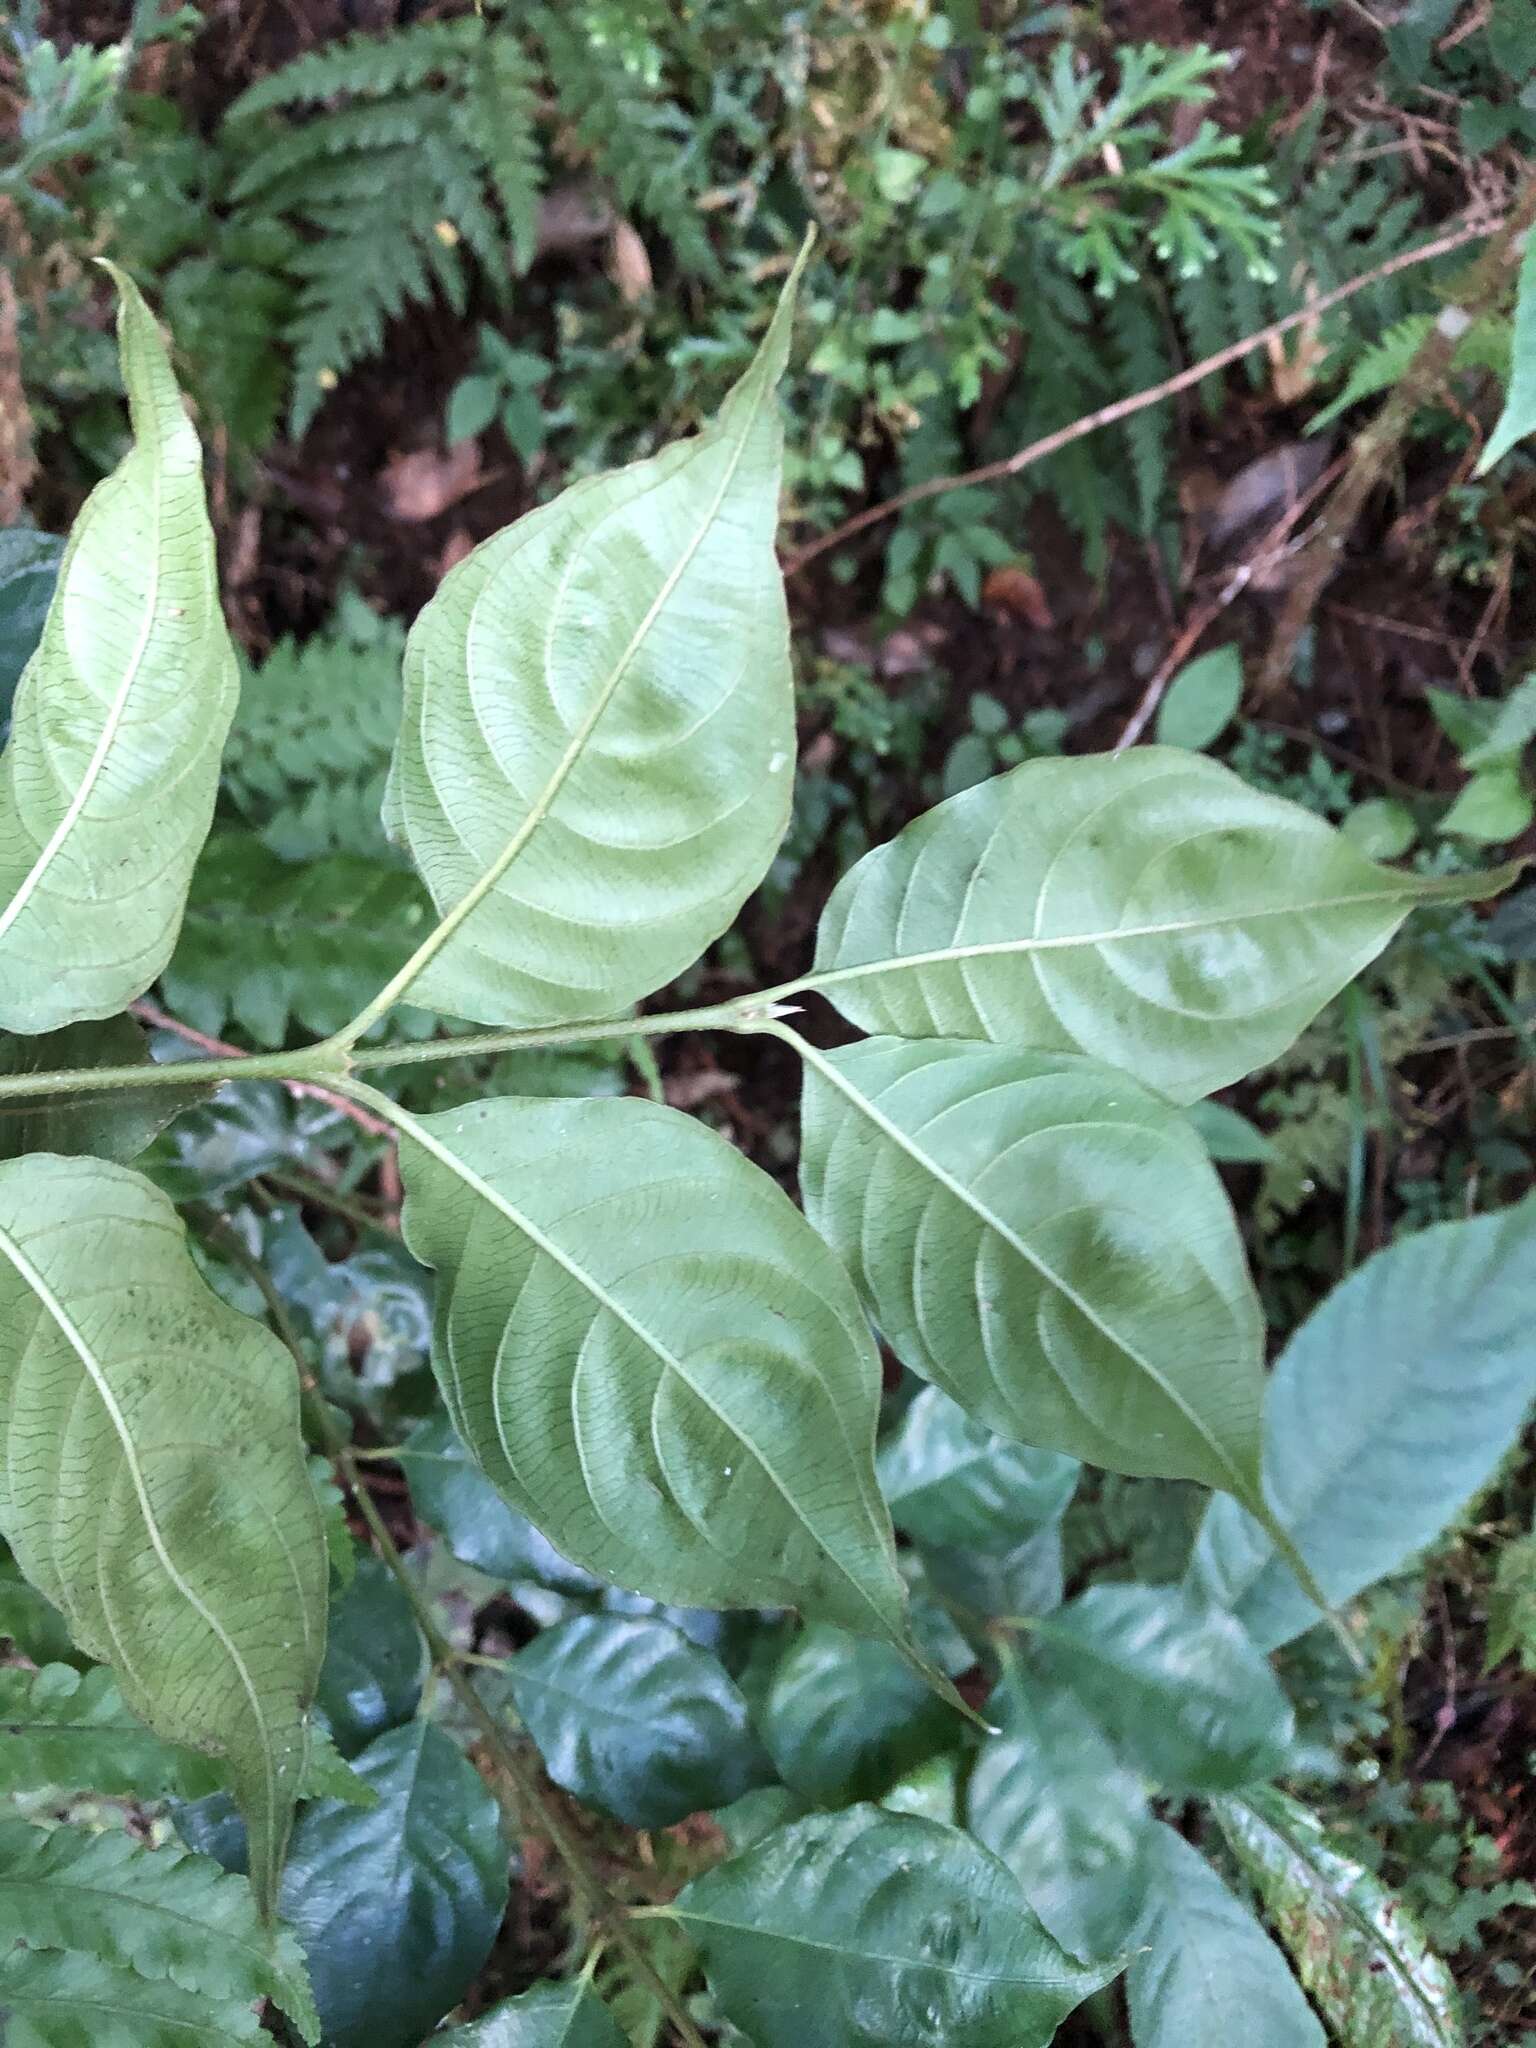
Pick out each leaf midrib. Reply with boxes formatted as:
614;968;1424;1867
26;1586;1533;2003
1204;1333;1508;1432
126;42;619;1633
0;1218;277;1850
797;1034;1252;1499
364;1086;894;1635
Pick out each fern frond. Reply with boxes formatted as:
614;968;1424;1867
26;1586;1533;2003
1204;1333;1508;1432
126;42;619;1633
224;606;403;860
0;1820;318;2045
537;5;714;274
1106;286;1173;534
231;93;456;203
164;837;438;1049
285;200;446;434
228;18;483;118
0;1665;197;1799
1309;314;1436;431
461;32;545;272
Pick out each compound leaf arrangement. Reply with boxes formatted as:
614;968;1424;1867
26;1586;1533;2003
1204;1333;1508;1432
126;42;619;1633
2;262;1532;2047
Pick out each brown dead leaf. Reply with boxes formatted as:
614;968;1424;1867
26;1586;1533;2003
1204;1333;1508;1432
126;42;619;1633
982;563;1053;629
0;265;36;523
607;219;653;303
381;440;482;523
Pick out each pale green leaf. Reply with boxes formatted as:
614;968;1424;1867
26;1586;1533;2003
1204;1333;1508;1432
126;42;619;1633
0;1017;206;1164
1153;644;1242;750
1189;1198;1536;1649
1127;1821;1323;2047
810;749;1514;1102
965;1669;1153;1964
877;1386;1079;1551
509;1613;773;1827
435;1981;628;2046
1440;763;1533;843
1476;227;1536;474
0;1154;328;1915
0;1820;318;2043
1461;672;1536;767
1215;1788;1465;2047
385;1089;908;1641
1341;798;1417;861
798;1036;1266;1499
673;1804;1119;2048
1031;1584;1295;1792
0;271;238;1034
381;254;806;1029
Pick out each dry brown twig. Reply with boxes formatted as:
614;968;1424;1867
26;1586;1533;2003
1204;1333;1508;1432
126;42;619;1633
782;209;1508;579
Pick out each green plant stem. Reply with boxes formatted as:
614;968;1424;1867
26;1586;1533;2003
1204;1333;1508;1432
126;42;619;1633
0;995;786;1106
208;1211;712;2048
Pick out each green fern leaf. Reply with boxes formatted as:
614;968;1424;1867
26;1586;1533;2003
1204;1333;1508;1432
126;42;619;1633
0;1666;199;1800
1106;286;1173;534
0;1820;318;2044
228;19;483;117
462;33;544;273
1309;314;1436;431
230;94;456;204
162;837;437;1049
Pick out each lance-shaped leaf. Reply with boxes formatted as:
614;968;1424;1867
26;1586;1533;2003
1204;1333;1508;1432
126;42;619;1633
1189;1197;1536;1649
509;1613;773;1827
1030;1585;1295;1793
0;1819;318;2044
379;250;806;1030
809;749;1516;1103
673;1804;1119;2048
436;1981;628;2046
0;270;238;1034
0;1154;327;1916
1127;1822;1323;2048
798;1036;1266;1498
386;1089;908;1640
1215;1788;1465;2047
877;1385;1079;1551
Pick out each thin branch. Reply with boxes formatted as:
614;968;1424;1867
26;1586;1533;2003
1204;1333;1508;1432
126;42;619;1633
1113;451;1348;749
782;210;1506;578
210;1213;711;2048
132;1000;396;1139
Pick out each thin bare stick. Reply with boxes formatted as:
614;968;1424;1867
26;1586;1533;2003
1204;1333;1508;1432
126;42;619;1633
1114;452;1348;749
1257;177;1536;696
782;211;1505;578
131;999;397;1140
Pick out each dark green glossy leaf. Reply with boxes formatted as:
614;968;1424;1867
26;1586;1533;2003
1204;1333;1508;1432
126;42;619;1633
812;749;1514;1102
0;1155;327;1916
920;1520;1064;1623
389;1092;908;1641
398;1412;598;1595
0;526;65;727
1190;1198;1536;1649
1031;1585;1295;1792
1215;1788;1466;2048
800;1037;1266;1500
0;1553;78;1664
1127;1822;1322;2047
278;1721;507;2048
877;1386;1079;1551
0;272;238;1033
759;1622;951;1804
315;1552;424;1758
674;1804;1118;2048
966;1669;1152;1963
0;1820;318;2044
0;1017;206;1164
509;1613;772;1828
436;1981;627;2046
